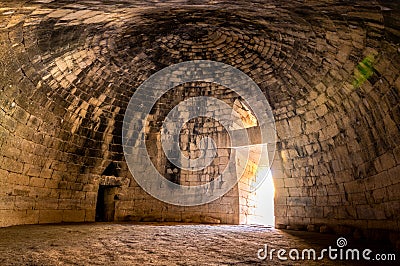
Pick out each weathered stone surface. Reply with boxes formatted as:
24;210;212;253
320;225;333;234
307;224;319;232
0;0;398;253
2;223;395;265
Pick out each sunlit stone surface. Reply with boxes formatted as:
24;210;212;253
0;0;399;261
0;223;397;265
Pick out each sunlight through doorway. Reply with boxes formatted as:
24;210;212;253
248;168;275;226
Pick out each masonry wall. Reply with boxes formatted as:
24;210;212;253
113;172;240;224
0;0;399;239
273;44;400;239
0;39;116;226
112;83;260;224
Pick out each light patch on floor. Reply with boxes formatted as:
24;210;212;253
0;223;390;265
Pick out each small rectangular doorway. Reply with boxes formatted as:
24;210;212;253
95;185;118;222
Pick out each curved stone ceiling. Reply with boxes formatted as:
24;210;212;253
0;0;399;232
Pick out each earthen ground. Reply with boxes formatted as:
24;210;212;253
0;223;397;265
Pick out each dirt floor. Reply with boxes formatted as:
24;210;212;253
0;223;397;265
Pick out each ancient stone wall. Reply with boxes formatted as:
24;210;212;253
0;0;398;241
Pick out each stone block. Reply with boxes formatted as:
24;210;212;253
0;168;9;183
8;173;29;185
275;223;287;229
40;168;53;179
14;196;35;210
0;196;14;210
0;210;37;227
62;210;86;222
35;198;59;210
39;210;63;224
44;179;59;189
85;209;96;222
307;224;320;232
286;224;306;231
1;157;23;173
319;225;332;233
288;116;303;137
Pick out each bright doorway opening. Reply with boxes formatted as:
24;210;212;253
248;168;275;226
